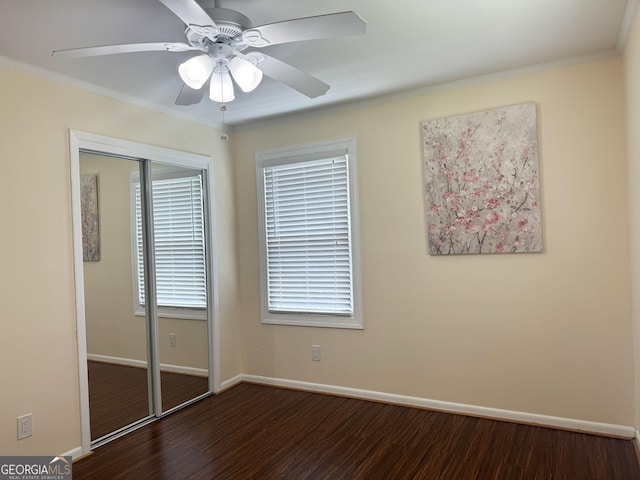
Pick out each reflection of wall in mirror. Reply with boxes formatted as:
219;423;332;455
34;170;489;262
80;152;208;372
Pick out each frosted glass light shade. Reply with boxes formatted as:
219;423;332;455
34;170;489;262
209;70;235;103
178;55;214;89
228;56;263;93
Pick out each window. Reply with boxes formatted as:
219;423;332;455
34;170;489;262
256;138;362;329
132;170;207;320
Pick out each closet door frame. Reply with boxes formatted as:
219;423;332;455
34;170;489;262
69;130;220;455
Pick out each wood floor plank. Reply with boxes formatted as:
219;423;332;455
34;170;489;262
73;383;640;479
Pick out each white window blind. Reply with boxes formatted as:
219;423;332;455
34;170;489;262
263;155;353;316
135;174;207;309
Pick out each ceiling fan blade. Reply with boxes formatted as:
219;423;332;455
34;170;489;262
244;11;366;47
175;83;206;105
257;54;329;98
158;0;219;39
52;42;201;58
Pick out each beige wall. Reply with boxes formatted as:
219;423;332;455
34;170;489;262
80;153;208;370
624;8;640;430
0;66;240;456
1;41;638;458
233;58;634;425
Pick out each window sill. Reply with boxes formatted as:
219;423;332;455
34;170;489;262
261;314;363;330
134;306;207;321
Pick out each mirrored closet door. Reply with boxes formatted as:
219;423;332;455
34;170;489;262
148;162;210;412
75;140;214;449
80;153;153;442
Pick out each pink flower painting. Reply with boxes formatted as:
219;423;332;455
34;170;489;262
423;103;542;255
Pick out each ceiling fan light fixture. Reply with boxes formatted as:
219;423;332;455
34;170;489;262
209;69;235;103
228;56;263;93
178;54;214;89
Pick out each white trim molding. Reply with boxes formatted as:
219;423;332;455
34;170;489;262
635;429;640;451
220;375;244;392
238;375;636;439
0;55;225;130
61;446;84;461
618;0;640;52
236;50;619;132
87;354;208;378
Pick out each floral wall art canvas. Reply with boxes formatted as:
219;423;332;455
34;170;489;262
423;102;542;255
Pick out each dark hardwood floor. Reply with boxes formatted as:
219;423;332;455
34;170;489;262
88;360;209;439
74;382;640;479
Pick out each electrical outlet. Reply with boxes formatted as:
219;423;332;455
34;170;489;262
311;345;321;362
17;414;32;440
169;333;176;348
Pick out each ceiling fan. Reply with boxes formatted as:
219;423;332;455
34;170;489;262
52;0;367;106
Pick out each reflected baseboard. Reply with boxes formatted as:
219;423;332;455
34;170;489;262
87;353;208;378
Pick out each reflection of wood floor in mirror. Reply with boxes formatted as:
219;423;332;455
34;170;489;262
88;360;208;440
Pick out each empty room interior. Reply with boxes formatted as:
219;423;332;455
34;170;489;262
4;0;640;478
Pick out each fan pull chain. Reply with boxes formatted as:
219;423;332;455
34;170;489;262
220;104;229;141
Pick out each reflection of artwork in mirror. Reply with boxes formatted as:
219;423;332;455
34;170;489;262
81;173;100;262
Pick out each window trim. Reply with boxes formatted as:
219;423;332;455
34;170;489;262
255;137;363;329
130;168;208;321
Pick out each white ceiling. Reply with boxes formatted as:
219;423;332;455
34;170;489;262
0;0;634;126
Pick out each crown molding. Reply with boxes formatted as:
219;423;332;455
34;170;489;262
236;49;620;132
0;45;622;134
618;0;639;52
0;55;226;131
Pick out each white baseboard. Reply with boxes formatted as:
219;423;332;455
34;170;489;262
87;353;208;378
61;446;84;460
635;429;640;451
220;374;243;392
239;374;636;439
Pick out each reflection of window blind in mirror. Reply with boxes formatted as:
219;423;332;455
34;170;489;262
135;174;207;308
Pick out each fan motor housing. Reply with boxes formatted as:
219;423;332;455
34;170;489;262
186;5;252;50
203;6;252;34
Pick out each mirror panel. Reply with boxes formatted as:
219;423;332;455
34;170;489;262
149;162;210;412
80;152;153;441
